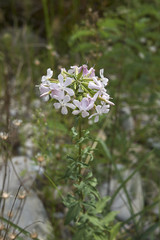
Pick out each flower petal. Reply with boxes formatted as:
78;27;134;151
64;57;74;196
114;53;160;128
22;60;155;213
88;113;97;119
63;95;70;103
100;69;104;78
47;68;53;78
94;115;99;122
39;84;50;96
64;77;72;87
50;83;59;90
73;100;80;108
72;110;80;115
54;103;61;109
41;76;47;82
42;95;49;102
65;88;74;96
102;105;110;113
61;106;68;115
82;111;89;118
96;105;102;114
58;74;64;86
88;81;99;90
67;103;76;109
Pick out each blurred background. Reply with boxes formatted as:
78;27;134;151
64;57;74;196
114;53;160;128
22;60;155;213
0;0;160;239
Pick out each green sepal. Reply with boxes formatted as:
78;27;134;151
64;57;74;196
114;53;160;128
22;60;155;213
77;70;83;80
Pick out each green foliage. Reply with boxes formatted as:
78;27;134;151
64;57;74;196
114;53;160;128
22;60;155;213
63;126;118;240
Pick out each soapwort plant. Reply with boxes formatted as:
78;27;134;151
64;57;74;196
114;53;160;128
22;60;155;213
38;65;119;240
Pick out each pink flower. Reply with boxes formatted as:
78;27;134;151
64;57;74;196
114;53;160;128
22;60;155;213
88;67;95;77
41;68;53;84
101;94;115;106
58;74;74;96
49;83;63;100
78;64;89;76
88;77;106;96
39;84;50;101
54;95;75;115
72;96;95;118
100;69;108;86
89;105;110;122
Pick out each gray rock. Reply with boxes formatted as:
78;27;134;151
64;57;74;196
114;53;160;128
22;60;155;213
0;156;39;191
119;106;135;134
136;113;150;128
21;123;34;138
24;138;35;157
2;190;53;240
0;155;52;239
147;138;160;150
99;167;144;221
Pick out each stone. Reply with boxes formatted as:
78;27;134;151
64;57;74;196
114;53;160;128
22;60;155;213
119;105;135;134
147;138;160;150
99;167;144;222
0;156;41;191
24;138;35;157
21;123;34;138
0;155;52;239
2;190;53;240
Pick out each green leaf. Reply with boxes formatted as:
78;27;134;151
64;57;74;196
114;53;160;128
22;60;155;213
73;228;86;240
110;222;121;240
94;196;111;214
88;216;104;230
102;211;118;226
65;203;81;224
73;42;97;53
70;29;96;44
94;234;108;240
98;139;112;160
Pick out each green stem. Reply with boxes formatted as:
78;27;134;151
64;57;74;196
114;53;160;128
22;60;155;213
78;117;82;178
78;117;85;214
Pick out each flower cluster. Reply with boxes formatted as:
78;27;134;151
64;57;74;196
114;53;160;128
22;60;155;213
39;65;114;122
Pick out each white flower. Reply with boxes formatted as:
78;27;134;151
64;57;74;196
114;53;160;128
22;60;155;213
89;105;110;122
38;65;114;120
72;96;95;118
88;67;95;77
58;74;74;96
78;64;89;76
39;84;50;101
53;95;75;115
68;66;78;74
101;94;115;106
49;83;63;100
100;69;108;86
41;68;53;84
88;77;106;96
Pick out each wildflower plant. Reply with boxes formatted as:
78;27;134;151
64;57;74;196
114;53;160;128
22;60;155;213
38;65;119;240
39;65;114;122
